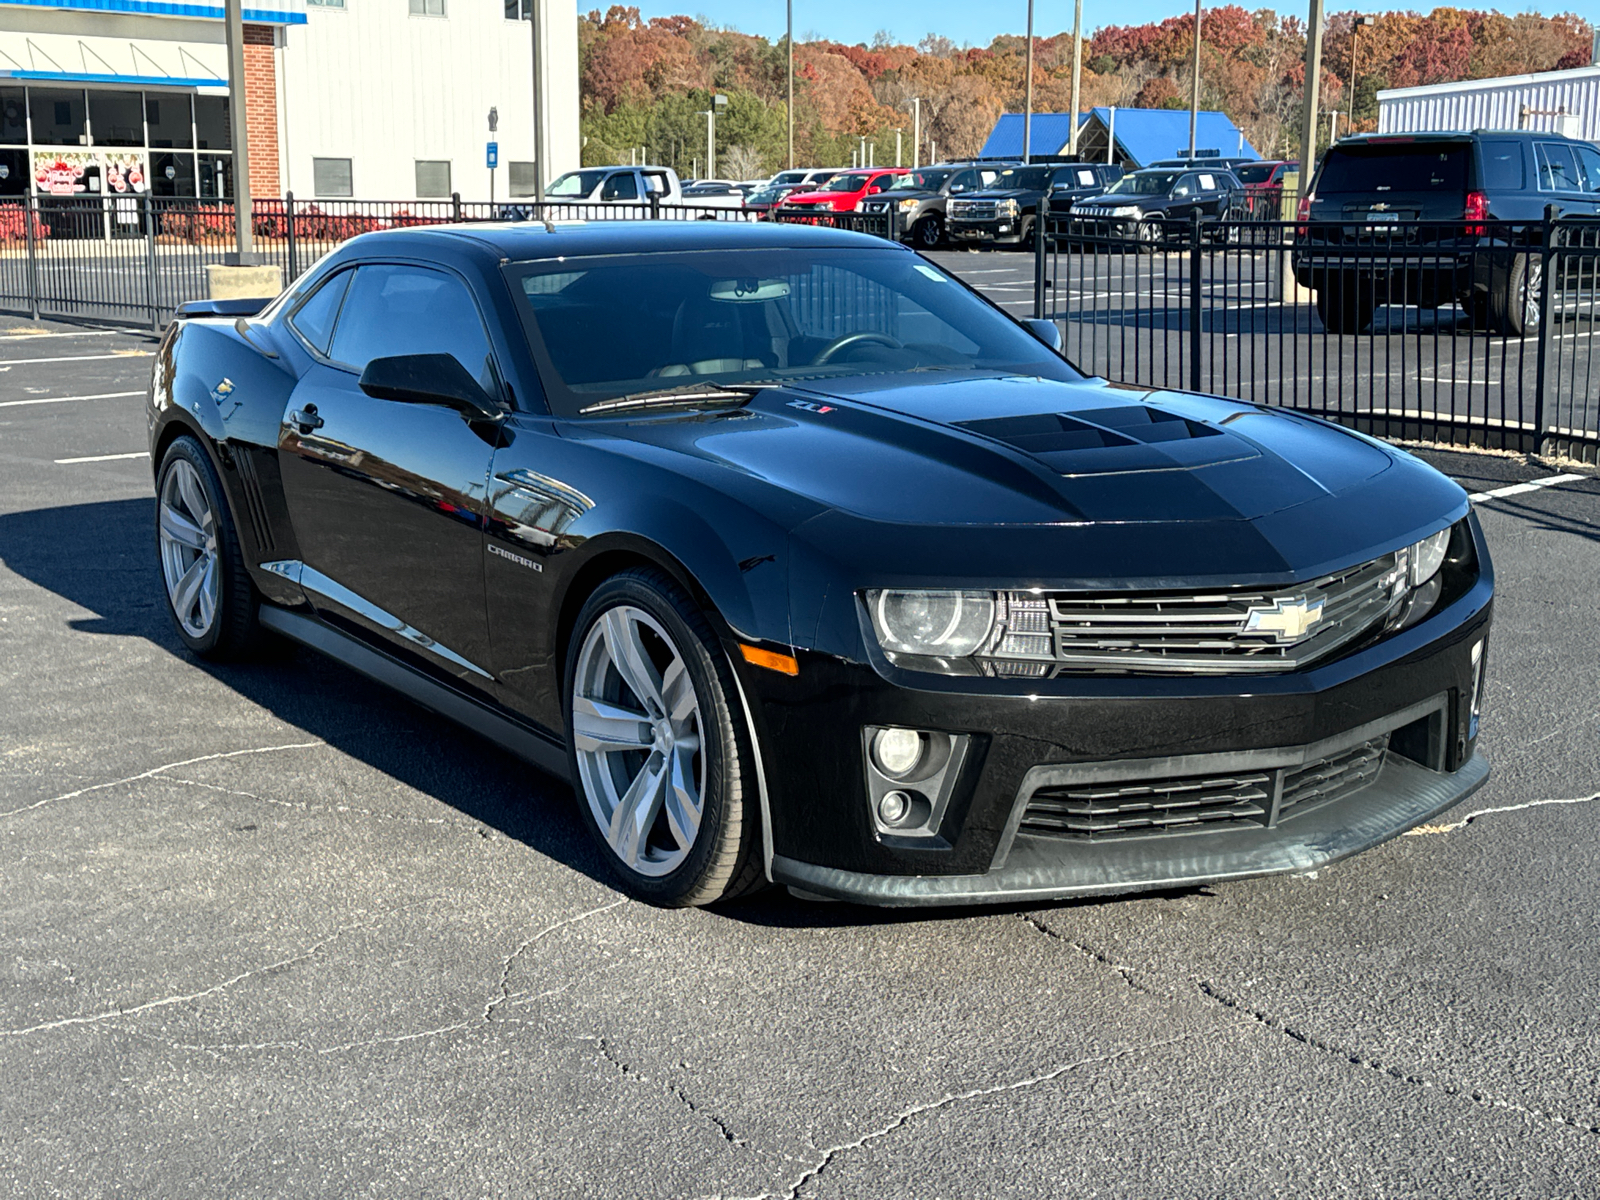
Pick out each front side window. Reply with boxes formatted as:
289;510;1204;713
507;249;1080;415
329;264;496;396
286;269;352;356
1536;142;1580;193
1574;145;1600;194
600;172;638;201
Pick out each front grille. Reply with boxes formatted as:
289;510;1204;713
950;200;996;220
982;553;1408;677
1018;734;1390;842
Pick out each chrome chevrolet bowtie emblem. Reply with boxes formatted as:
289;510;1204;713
1243;596;1325;641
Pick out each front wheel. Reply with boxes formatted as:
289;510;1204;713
155;435;263;658
912;213;943;249
565;568;764;906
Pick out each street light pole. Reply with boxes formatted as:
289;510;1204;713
1298;0;1326;198
1068;0;1083;155
1188;0;1202;160
912;97;921;169
223;0;254;263
786;0;794;169
529;0;546;203
1023;0;1035;163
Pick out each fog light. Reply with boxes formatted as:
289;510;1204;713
878;790;911;825
873;728;924;778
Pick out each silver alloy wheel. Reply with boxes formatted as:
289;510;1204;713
158;457;220;639
1522;256;1543;333
571;605;705;877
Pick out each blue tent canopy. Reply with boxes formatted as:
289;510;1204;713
978;108;1259;167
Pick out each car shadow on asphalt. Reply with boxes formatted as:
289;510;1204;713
4;496;1214;926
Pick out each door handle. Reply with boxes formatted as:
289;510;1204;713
289;404;323;434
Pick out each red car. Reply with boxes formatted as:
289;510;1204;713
775;167;909;214
1235;160;1298;218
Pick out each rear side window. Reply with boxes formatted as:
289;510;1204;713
1477;140;1525;191
1317;144;1468;194
1536;142;1581;193
328;263;497;395
287;269;351;356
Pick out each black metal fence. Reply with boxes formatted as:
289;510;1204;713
1036;204;1600;462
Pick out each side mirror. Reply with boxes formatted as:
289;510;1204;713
1021;318;1063;353
868;184;886;194
1173;187;1190;198
359;354;501;421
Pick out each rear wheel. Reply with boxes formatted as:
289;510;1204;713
1486;253;1541;337
155;435;263;659
1315;275;1375;335
565;568;764;907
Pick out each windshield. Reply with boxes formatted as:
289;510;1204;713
890;170;952;191
1317;144;1469;194
770;171;808;185
746;188;785;204
994;166;1053;190
1233;163;1276;184
1110;172;1180;195
508;248;1080;415
821;173;870;192
547;170;608;198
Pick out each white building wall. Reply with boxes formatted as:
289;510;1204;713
278;0;578;201
1377;67;1600;142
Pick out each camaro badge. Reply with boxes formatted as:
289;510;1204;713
1243;596;1325;641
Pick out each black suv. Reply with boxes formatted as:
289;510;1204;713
1294;131;1600;335
860;163;1011;248
1070;167;1248;244
947;162;1124;248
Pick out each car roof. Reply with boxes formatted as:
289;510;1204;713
1336;130;1585;147
328;219;904;263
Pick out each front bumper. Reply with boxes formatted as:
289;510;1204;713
949;218;1024;244
743;548;1492;907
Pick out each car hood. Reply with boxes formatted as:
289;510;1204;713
589;372;1466;586
1077;192;1167;207
782;189;858;204
958;188;1037;200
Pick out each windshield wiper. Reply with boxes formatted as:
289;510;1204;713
578;382;766;416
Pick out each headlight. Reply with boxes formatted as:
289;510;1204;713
868;590;996;657
997;199;1020;217
1409;529;1450;586
1109;205;1141;218
897;198;918;211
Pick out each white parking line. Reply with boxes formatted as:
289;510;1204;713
1468;474;1586;503
0;351;152;365
0;390;144;408
53;451;150;464
1;328;136;339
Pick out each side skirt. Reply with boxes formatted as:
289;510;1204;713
258;604;571;782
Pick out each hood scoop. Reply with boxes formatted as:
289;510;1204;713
957;405;1258;477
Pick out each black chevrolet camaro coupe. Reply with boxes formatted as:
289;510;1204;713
147;221;1491;907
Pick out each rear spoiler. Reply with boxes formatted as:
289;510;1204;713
173;297;273;320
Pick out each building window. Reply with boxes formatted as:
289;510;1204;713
313;157;353;197
409;0;446;14
504;0;530;18
509;161;539;196
88;91;145;148
145;93;194;149
194;95;231;151
306;0;345;7
30;88;86;147
415;159;451;198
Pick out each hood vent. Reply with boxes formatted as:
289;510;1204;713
957;406;1229;476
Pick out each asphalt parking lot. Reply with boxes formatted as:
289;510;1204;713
3;311;1599;1198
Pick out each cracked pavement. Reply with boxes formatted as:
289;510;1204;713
3;321;1600;1197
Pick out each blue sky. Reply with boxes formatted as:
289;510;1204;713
632;0;1394;51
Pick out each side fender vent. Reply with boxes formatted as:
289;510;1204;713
232;448;275;555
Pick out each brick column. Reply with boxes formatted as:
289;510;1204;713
242;25;281;198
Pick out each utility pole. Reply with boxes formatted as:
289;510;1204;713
1298;0;1325;196
912;97;921;169
1188;0;1202;160
223;0;254;263
786;0;794;169
1069;0;1084;155
895;127;902;167
1023;0;1035;163
529;0;546;202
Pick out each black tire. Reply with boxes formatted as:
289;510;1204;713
911;213;943;249
155;434;264;659
1315;277;1374;335
1485;253;1541;337
564;567;764;907
1018;218;1036;251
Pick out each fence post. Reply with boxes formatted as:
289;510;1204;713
1531;203;1557;456
1033;195;1049;319
144;195;160;332
451;191;462;223
286;191;298;281
1189;209;1203;392
23;192;39;322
